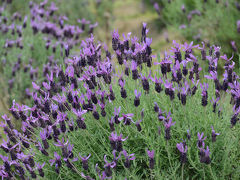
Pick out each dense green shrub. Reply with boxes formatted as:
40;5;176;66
148;0;240;56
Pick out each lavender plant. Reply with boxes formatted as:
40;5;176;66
149;0;240;56
0;22;240;180
0;0;97;107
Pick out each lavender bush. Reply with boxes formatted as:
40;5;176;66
0;0;97;107
148;0;240;56
0;20;240;179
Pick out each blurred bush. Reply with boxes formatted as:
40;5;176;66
0;0;98;108
6;0;95;23
146;0;240;57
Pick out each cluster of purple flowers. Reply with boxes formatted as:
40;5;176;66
0;0;97;102
0;20;238;179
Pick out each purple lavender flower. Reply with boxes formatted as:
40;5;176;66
98;171;112;180
131;61;139;80
230;41;237;52
0;137;12;153
54;137;70;158
0;155;12;174
99;102;106;117
186;129;191;140
210;97;220;113
89;22;98;34
73;108;87;129
141;73;150;93
114;106;121;124
79;153;91;170
197;132;207;148
179;24;187;29
154;102;159;113
104;155;116;177
122;150;135;168
183;41;198;59
36;162;45;177
109;117;115;132
40;129;49;149
52;94;67;112
176;142;188;163
191;79;199;96
205;71;221;90
1;114;14;129
109;85;115;101
230;107;240;127
154;3;161;16
200;83;209;106
119;113;134;126
49;152;62;174
147;149;155;169
64;44;70;57
122;32;131;50
112;30;119;51
211;126;220;142
164;115;176;140
214;45;221;59
116;50;123;65
134;89;141;107
164;80;175;100
91;104;100;120
199;146;211;164
237;20;240;33
37;141;49;156
171;40;182;62
57;112;67;133
111;150;121;169
135;119;143;132
181;4;186;13
151;75;163;93
145;37;153;57
109;132;128;151
119;79;127;98
198;42;206;60
180;81;189;105
77;18;90;31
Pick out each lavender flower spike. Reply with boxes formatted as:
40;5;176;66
36;162;45;177
49;152;62;174
164;116;176;140
40;129;49;149
199;146;211;164
147;149;155;169
176;142;188;163
79;153;91;170
104;155;116;177
200;83;209;106
211;126;220;142
122;150;135;168
134;89;141;107
197;132;207;148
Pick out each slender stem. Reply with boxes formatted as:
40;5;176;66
70;161;82;177
166;141;172;167
184;104;188;128
202;164;205;180
150;169;154;180
181;163;184;180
